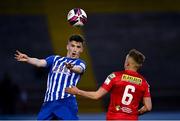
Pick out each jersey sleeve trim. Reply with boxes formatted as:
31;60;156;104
101;84;110;92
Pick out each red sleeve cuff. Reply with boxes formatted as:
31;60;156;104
101;84;110;92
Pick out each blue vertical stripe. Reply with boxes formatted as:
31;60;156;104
44;56;86;102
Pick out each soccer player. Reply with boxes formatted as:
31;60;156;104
66;49;152;120
15;34;86;120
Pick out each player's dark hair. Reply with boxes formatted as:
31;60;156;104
128;49;145;65
69;34;85;45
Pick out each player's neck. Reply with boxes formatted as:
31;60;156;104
125;67;137;72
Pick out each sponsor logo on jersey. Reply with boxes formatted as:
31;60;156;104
121;107;132;113
115;105;132;113
122;74;142;85
52;65;71;75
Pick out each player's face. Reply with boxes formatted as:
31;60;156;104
67;40;83;59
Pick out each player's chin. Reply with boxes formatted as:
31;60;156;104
71;55;79;59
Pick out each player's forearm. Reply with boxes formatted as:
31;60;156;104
70;66;83;74
27;57;46;67
139;97;152;115
77;90;100;100
138;105;151;115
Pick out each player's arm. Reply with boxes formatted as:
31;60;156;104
138;97;152;115
65;86;108;100
65;63;83;74
15;50;47;67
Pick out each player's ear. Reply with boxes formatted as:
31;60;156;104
66;44;69;50
80;46;83;53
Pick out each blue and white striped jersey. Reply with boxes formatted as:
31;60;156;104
43;55;86;102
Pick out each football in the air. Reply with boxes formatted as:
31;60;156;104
67;8;87;27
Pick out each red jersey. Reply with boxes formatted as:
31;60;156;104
101;70;151;120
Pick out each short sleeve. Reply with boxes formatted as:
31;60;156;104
45;55;56;67
76;59;86;73
101;73;116;92
144;81;151;97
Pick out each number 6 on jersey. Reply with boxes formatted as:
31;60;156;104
122;85;135;105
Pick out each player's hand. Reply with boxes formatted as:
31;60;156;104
65;62;74;70
14;50;29;62
65;86;79;95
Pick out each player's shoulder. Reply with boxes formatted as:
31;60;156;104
137;74;150;86
109;71;123;78
75;58;86;65
47;55;61;58
46;55;64;62
113;70;127;75
138;73;147;82
136;73;146;80
52;55;62;60
54;55;61;58
77;58;85;62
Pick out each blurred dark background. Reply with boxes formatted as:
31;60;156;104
0;0;180;119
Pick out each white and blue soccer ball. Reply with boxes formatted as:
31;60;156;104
67;8;87;27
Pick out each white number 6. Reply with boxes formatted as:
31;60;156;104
122;85;135;105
